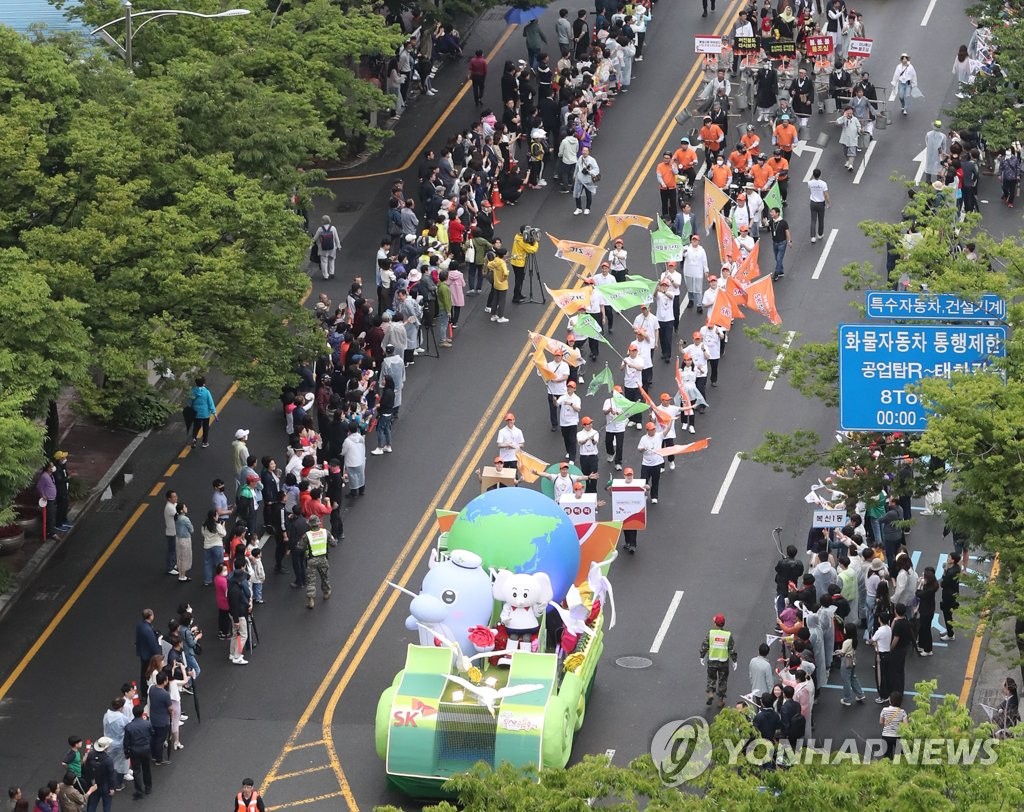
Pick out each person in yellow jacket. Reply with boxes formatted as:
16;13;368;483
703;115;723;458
486;247;511;323
510;227;540;304
699;613;738;708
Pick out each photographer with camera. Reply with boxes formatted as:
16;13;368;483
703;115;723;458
511;226;540;304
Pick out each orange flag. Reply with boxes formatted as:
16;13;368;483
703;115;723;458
726;276;750;308
528;331;584;366
655;438;711;456
639;387;673;428
605;213;654;241
515;450;550;483
717;212;738;264
533;347;557;381
543;284;592;316
734;241;761;285
703;179;731;234
435;509;459;533
745;275;783;325
674;360;694;414
707;287;742;330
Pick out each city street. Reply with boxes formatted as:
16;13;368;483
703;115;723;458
0;0;1017;808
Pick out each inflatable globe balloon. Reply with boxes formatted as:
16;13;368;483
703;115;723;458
446;487;580;602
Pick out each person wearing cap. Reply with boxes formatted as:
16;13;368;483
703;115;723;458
807;167;831;244
656;153;679;222
497;413;525;470
671;138;699;191
232;429;251;482
50;450;72;531
303;514;334;610
924;120;949;184
653;282;675;363
606;466;648;552
890;53;918;116
727;144;752;184
773;114;798;164
632;303;658;388
543;347;570;431
234;777;266;811
556;381;582;461
700;321;726;388
602;385;628;469
541;462;595;502
765;148;790;203
740;124;760;156
731;191;752;237
576;416;601;492
700;275;721;323
680;331;709;406
81;736;116;808
620;344;645;430
834;105;862;172
654;393;683;467
573;145;600;216
681;234;709;313
607;237;629;286
637;422;663;502
658;260;683;330
749;155;773;199
583;265;611;360
699;614;738;708
699;116;725;171
735;222;755;261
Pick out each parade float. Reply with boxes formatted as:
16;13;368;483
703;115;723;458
375;486;621;799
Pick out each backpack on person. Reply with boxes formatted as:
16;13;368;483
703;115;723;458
319;226;336;252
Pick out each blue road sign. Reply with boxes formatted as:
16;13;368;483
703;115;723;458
838;324;1006;432
864;291;1006;322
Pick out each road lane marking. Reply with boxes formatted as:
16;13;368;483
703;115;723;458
764;330;797;390
267;791;344;811
273;765;332;781
852;141;876;184
164;463;179;477
921;0;939;26
284;739;326;752
960;555;1000;705
650;590;685;653
148;482;165;497
710;453;742;515
328;25;517;182
811;228;839;280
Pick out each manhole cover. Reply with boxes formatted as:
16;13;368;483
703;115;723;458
334;201;363;213
616;656;653;669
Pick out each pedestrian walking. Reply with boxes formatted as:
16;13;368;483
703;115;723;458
700;614;737;708
939;551;961;640
556;381;582;461
838;622;866;706
544;348;570;431
572;147;600;215
879;691;908;758
233;778;266;811
188;376;217;448
924;120;949;184
523;19;547;67
890;53;919;116
999;145;1021;208
342;424;366;497
637;422;663;503
835;106;862;171
576;416;601;493
497;412;525;470
807;168;831;243
303;515;333;610
555;8;572;57
681;234;709;311
313;215;340;280
467;49;488;106
602;386;627;470
173;503;193;583
52;451;71;531
768;208;791;280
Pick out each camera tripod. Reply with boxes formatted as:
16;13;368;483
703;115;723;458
524;251;546;305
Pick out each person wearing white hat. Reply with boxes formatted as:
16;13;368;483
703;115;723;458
924;121;949;184
232;430;250;481
543;348;571;432
890;54;919;116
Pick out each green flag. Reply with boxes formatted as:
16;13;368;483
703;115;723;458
612;391;651;419
763;182;783;214
650;218;684;264
574;313;613;350
599;277;657;313
586;364;615;396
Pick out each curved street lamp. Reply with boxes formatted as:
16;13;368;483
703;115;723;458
91;1;251;69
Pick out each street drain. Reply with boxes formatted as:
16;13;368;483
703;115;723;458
616;656;653;669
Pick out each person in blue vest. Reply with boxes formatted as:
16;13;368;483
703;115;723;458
189;376;217;449
699;613;737;708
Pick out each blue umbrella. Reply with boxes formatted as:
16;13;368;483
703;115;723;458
504;6;546;25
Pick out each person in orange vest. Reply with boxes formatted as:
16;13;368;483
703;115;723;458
766;148;791;203
727;144;752;184
773;114;799;164
699;115;725;170
709;155;732;191
672;137;700;195
739;124;761;155
656;152;678;222
235;778;266;811
749;153;774;195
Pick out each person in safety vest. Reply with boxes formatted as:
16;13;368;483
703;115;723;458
303;515;334;610
234;777;266;811
699;613;737;708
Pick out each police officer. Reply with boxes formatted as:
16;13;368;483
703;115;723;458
303;515;334;610
234;777;266;811
699;613;737;708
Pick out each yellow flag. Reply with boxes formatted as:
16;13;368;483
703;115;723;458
703;179;731;234
516;450;550;484
532;347;557;381
544;284;592;316
605;213;655;241
528;331;584;367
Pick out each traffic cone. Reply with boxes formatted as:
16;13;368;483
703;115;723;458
131;681;140;707
490;186;504;209
85;739;92;753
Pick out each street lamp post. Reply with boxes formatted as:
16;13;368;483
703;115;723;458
91;1;251;69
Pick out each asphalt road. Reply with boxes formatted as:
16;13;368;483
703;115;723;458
0;0;1018;808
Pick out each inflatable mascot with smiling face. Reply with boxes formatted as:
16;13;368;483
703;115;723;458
404;549;494;656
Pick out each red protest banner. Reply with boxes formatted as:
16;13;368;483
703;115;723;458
804;36;833;57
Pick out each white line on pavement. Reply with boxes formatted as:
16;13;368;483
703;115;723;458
696;163;707;180
764;330;797;390
913;147;928;183
888;87;897;102
811;228;839;279
921;0;939;26
650;590;685;653
710;453;741;515
852;141;876;185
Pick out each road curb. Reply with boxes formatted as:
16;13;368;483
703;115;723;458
0;430;150;625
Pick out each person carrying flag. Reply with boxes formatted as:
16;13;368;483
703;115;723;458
654;282;675;363
603;385;628;470
681;234;710;313
577;416;601;492
638;422;663;503
620;344;646;430
543;348;570;432
700;322;726;386
654;393;682;469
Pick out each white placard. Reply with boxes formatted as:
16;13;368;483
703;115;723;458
812;509;848;528
847;37;873;57
694;36;723;54
560;495;598;528
610;480;647;530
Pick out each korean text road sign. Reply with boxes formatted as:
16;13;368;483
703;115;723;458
838;324;1006;432
813;509;848;528
864;291;1005;322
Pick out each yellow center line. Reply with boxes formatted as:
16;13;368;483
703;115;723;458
266;791;344;811
164;464;179;477
328;25;518;183
959;555;1000;705
284;739;326;752
263;3;747;808
148;482;165;498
